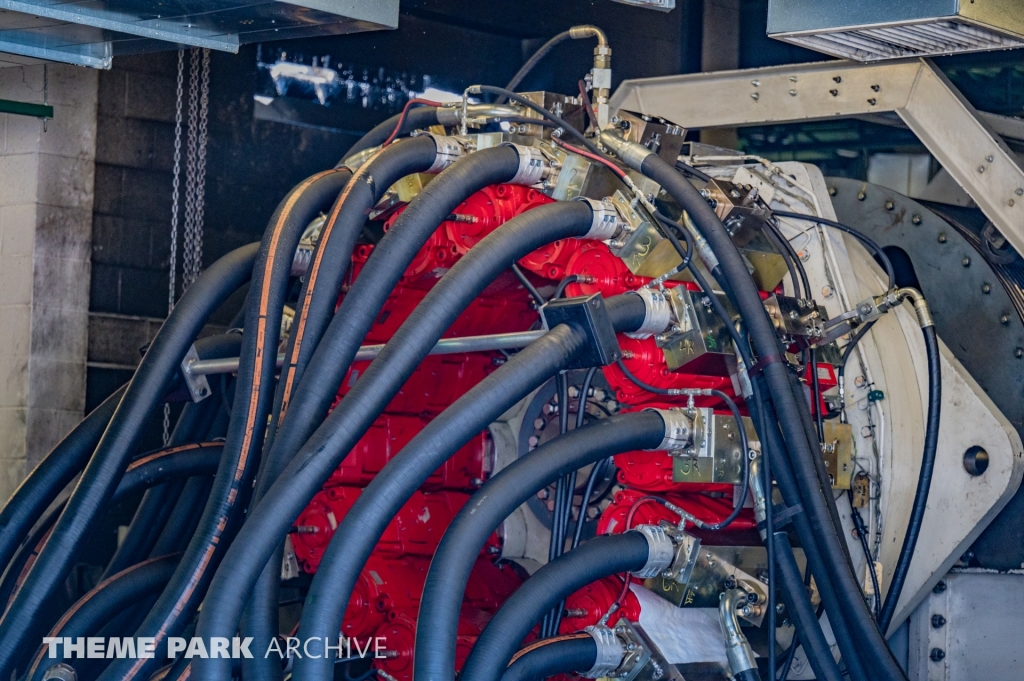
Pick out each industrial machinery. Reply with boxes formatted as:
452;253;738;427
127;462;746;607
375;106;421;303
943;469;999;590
2;18;1024;681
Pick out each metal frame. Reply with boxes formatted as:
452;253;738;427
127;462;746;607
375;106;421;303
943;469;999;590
610;58;1024;255
0;1;399;68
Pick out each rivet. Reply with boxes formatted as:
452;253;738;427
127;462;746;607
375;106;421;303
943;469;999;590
982;283;992;294
885;200;895;211
912;214;922;225
962;256;971;267
938;233;947;243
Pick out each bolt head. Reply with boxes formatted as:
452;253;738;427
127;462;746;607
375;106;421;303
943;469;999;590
938;233;947;243
934;581;947;593
930;648;946;662
983;283;992;294
962;256;971;267
885;200;895;211
1015;348;1023;359
1000;314;1010;325
912;214;922;225
932;614;947;628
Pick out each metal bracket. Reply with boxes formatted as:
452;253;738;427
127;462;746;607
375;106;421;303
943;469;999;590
611;58;1024;254
179;344;212;403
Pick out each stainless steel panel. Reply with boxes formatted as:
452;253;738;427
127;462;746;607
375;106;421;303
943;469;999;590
0;0;398;68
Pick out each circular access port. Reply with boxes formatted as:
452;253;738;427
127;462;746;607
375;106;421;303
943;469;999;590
963;446;989;476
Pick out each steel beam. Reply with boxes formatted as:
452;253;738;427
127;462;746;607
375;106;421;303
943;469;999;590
610;58;1024;254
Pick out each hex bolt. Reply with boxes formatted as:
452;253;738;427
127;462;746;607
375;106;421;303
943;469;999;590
857;190;867;201
828;186;837;196
938;233;947;243
885;200;895;211
1016;188;1024;196
833;76;842;83
930;648;946;662
962;256;971;267
931;614;946;628
789;89;797;97
987;155;995;162
978;165;986;173
912;214;922;225
751;93;760;101
829;89;838;97
934;581;947;594
867;98;877;106
1000;314;1011;325
1015;348;1023;359
982;283;992;294
871;84;881;92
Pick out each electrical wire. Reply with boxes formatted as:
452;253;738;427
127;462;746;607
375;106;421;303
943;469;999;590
577;80;599;129
773;211;895;290
511;263;546;307
382;98;443;147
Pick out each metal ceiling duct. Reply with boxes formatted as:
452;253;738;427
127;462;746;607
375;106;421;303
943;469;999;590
767;0;1024;62
0;0;399;69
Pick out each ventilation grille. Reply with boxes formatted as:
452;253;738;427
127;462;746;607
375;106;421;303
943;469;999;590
784;20;1024;62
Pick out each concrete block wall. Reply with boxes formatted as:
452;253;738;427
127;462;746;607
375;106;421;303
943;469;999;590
0;63;98;501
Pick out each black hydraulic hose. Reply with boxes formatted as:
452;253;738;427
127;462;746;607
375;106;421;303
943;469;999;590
100;169;349;681
0;384;125;578
415;411;666;681
242;140;435;681
0;442;222;621
639;153;904;680
0;242;258;677
25;556;180;681
251;144;520;491
192;147;556;681
343;106;440;159
288;217;640;681
772;211;895;290
501;637;597;681
460;532;651;681
734;670;759;681
749;379;868;681
103;397;218;579
878;325;941;634
774;532;843;681
503;31;573;94
288;298;646;681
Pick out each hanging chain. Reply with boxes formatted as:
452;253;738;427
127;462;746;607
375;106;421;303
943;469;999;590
186;48;211;288
165;49;186;446
182;48;202;287
164;48;211;445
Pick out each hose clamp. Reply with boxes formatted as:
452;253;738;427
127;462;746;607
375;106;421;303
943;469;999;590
424;134;465;173
645;408;695;452
575;197;624;240
582;625;624;678
505;144;548;186
632;524;675;578
624;288;672;339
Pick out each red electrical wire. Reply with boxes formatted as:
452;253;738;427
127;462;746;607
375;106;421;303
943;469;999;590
550;137;627;179
382;97;444;147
